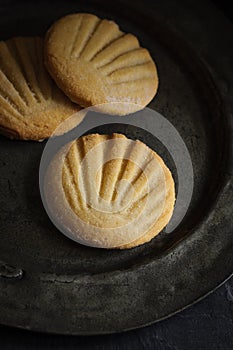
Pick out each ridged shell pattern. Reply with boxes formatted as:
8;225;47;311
0;37;79;140
45;133;175;249
45;14;158;115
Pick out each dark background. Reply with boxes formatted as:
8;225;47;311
1;0;233;349
0;277;233;349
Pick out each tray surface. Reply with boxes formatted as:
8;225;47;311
0;0;232;334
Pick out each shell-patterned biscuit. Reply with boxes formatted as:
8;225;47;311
44;13;159;115
0;37;83;140
44;133;175;249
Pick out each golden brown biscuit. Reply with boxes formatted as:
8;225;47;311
44;133;175;249
44;13;159;115
0;37;83;140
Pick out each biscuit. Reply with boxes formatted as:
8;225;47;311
44;133;175;249
0;37;83;140
44;13;159;115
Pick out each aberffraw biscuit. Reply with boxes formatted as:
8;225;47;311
44;13;159;115
0;37;83;140
44;133;175;249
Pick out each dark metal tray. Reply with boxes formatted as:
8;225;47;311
0;0;232;335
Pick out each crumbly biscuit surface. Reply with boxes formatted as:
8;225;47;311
45;13;159;115
0;37;82;140
45;133;175;249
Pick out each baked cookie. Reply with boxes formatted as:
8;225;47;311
44;13;158;115
44;133;175;249
0;37;83;140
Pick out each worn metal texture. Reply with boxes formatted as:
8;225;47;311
1;276;233;349
0;0;232;335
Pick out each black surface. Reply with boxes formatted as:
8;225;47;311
1;0;233;334
0;277;233;349
0;0;233;347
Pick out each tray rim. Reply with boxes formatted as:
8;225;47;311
0;0;232;335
